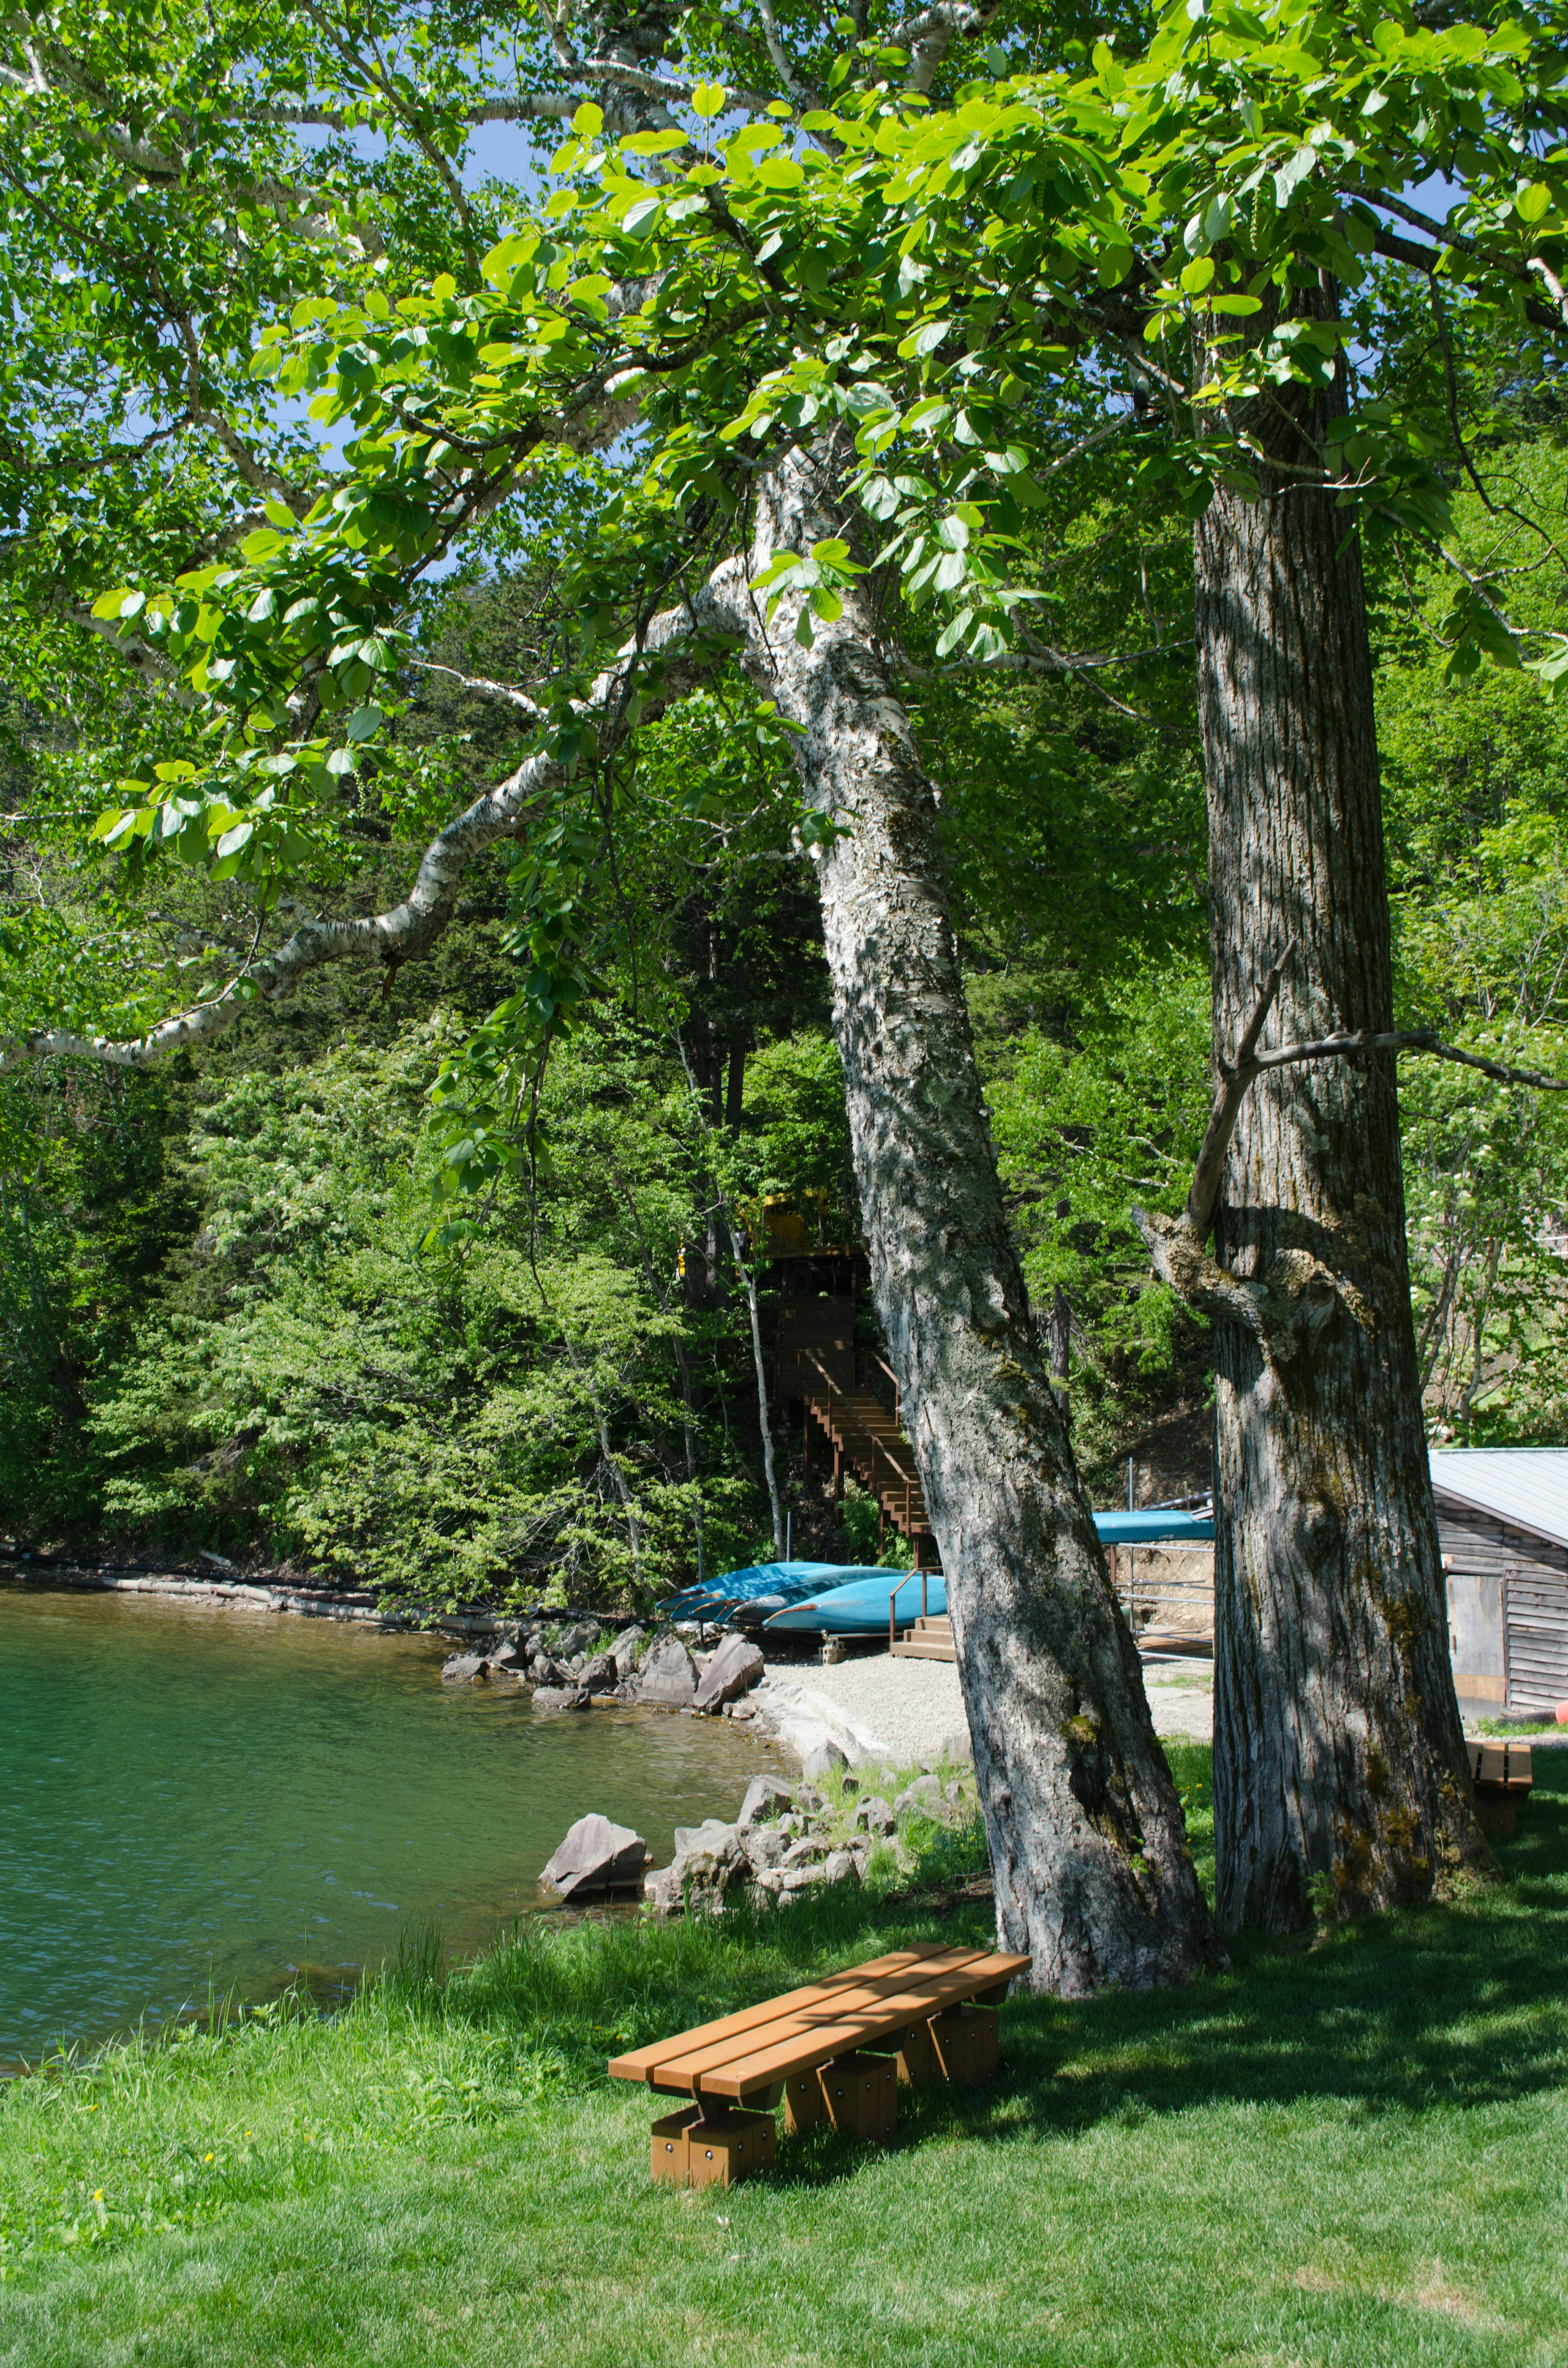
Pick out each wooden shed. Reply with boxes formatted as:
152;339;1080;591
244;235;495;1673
1432;1449;1568;1714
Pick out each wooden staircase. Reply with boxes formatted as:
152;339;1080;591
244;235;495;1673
891;1614;954;1662
788;1327;940;1571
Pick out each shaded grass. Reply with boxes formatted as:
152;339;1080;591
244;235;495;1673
1;1747;1564;2367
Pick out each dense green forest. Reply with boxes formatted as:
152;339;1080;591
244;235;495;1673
5;463;1568;1605
2;0;1566;1621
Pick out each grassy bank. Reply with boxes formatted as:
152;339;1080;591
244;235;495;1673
2;1745;1566;2368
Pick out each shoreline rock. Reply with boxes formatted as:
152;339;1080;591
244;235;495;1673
539;1814;650;1900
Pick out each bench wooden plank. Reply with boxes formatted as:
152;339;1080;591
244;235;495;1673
612;1947;996;2091
652;1958;1005;2096
607;1943;976;2085
1468;1740;1535;1793
611;1946;1030;2104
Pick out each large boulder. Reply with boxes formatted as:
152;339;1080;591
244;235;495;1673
644;1862;686;1915
441;1652;487;1683
637;1632;699;1707
694;1632;765;1712
643;1817;746;1916
532;1685;590;1712
610;1623;648;1680
579;1652;617;1694
802;1739;847;1782
539;1814;650;1900
738;1773;796;1829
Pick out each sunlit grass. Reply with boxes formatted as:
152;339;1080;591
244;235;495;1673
1;1746;1563;2367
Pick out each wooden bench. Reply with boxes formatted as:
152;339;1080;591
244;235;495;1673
608;1940;1030;2188
1468;1740;1534;1837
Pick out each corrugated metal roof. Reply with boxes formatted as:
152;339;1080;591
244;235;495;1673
1429;1448;1568;1549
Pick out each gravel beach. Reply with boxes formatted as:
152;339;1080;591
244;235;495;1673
757;1645;1216;1762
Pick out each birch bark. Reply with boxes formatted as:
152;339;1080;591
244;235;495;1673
730;450;1218;1991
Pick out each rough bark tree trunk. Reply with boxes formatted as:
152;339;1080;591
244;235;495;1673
1191;288;1490;1929
737;449;1218;1991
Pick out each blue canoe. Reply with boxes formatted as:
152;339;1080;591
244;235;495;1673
763;1510;1214;1637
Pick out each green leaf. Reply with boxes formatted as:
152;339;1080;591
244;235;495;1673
1180;256;1215;295
899;318;951;359
692;83;726;120
620;196;664;239
573;102;604;137
1516;181;1553;224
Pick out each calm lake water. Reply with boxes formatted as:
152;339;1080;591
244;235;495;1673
0;1582;771;2066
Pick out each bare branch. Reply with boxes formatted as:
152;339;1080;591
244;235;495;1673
405;659;545;719
1252;1027;1568;1095
1132;949;1568;1343
1184;941;1294;1243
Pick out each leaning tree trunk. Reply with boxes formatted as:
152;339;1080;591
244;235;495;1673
1191;291;1490;1929
733;448;1218;1993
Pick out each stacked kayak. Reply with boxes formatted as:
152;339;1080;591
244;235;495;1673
764;1568;943;1635
762;1509;1214;1637
1096;1510;1213;1547
660;1561;908;1630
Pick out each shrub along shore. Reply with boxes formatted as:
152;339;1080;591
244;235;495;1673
3;1744;1567;2367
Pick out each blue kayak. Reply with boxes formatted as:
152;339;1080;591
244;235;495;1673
1095;1509;1213;1545
762;1510;1212;1636
661;1562;903;1627
764;1568;945;1636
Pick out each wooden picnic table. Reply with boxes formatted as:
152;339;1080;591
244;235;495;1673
608;1940;1031;2188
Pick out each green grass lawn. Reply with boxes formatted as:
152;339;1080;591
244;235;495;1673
3;1743;1567;2368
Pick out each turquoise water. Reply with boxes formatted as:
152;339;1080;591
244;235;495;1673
0;1582;770;2065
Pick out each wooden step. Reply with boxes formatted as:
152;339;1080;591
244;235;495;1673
890;1617;955;1662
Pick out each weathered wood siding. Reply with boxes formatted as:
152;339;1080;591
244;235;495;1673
1437;1498;1568;1712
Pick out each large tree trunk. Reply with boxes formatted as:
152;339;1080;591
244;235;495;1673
1192;293;1490;1929
737;450;1218;1992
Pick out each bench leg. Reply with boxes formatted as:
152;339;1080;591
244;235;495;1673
650;2104;702;2186
687;2107;777;2189
784;2067;828;2134
928;2006;999;2085
815;2052;898;2143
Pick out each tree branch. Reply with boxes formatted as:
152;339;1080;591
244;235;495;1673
1;567;748;1076
1132;948;1568;1342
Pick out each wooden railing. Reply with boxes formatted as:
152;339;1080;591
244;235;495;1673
799;1347;928;1556
887;1568;931;1646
